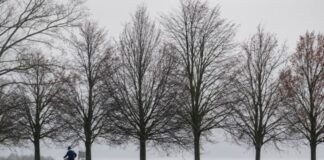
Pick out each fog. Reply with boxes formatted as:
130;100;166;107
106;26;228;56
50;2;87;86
2;0;324;160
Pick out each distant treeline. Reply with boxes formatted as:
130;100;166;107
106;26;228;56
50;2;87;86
0;154;54;160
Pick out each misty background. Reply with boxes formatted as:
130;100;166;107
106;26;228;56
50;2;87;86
1;0;324;160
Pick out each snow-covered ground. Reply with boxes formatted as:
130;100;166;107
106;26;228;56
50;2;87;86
52;158;305;160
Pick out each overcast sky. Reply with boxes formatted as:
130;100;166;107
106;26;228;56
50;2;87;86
3;0;324;160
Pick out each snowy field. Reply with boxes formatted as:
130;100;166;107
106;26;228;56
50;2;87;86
103;159;301;160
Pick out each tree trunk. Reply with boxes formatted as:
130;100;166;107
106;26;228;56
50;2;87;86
34;138;40;160
194;133;200;160
255;145;261;160
310;142;317;160
85;138;92;160
140;138;146;160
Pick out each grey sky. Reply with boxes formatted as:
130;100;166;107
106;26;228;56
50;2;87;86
2;0;324;160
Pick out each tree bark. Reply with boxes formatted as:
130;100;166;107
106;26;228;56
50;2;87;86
255;145;261;160
194;133;200;160
34;138;40;160
310;142;317;160
140;138;146;160
85;138;92;160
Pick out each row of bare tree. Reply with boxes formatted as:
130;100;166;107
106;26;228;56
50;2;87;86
0;1;323;160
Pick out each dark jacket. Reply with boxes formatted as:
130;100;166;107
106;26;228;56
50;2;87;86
64;150;77;160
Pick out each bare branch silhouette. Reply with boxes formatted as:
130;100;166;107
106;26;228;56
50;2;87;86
280;32;324;160
162;1;236;159
226;26;287;160
15;52;68;160
55;21;115;160
106;6;182;160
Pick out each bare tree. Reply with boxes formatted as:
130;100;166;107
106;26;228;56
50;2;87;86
226;27;287;160
162;1;236;160
15;52;67;160
0;84;25;145
55;21;115;160
0;0;83;146
107;6;180;160
280;32;324;160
